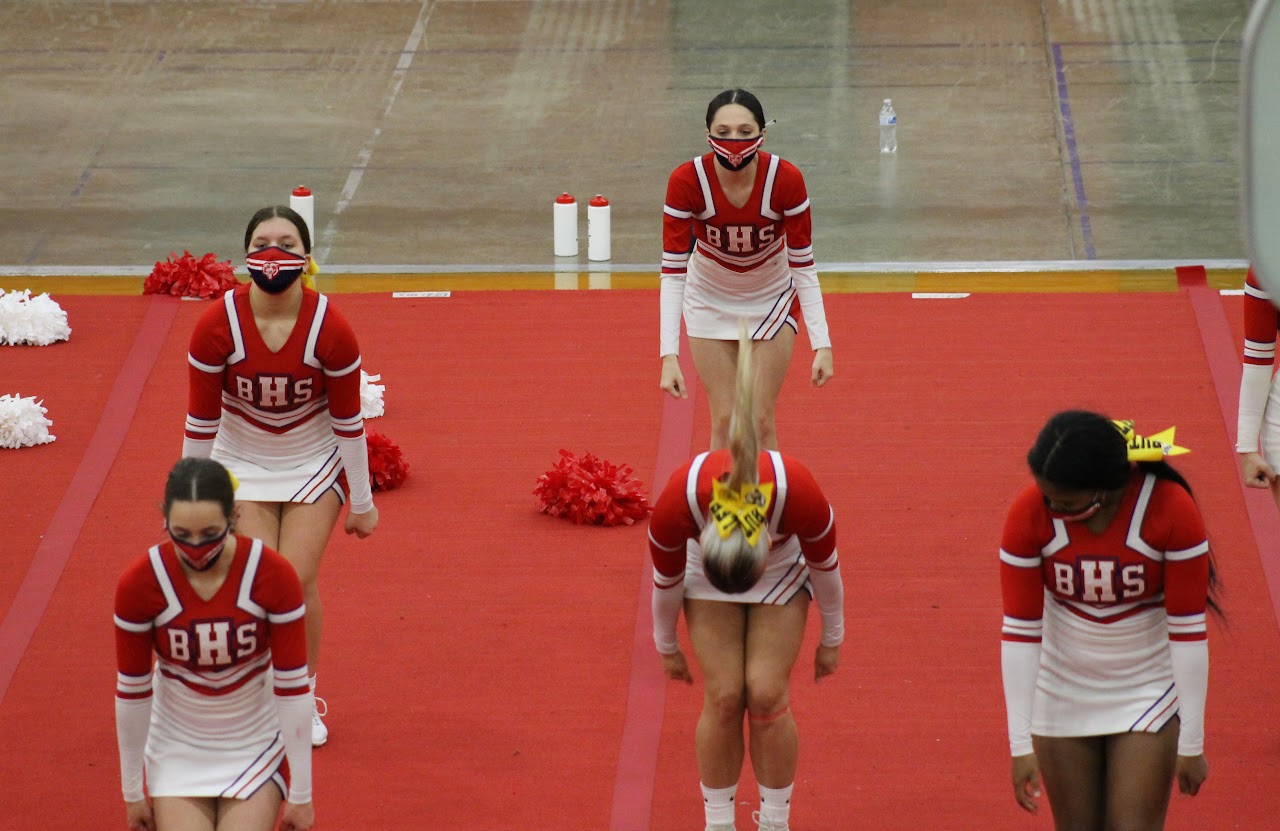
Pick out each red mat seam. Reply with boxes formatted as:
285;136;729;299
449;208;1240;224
1179;264;1280;628
0;295;181;705
609;340;697;831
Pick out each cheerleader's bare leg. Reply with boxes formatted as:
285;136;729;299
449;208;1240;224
1032;734;1105;831
152;785;280;831
748;327;796;451
743;593;808;787
214;785;283;831
1102;720;1178;831
689;338;740;452
689;327;796;452
686;599;749;787
278;492;342;675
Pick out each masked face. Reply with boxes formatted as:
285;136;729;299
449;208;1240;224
1043;494;1104;522
246;245;307;294
707;135;765;171
169;525;230;571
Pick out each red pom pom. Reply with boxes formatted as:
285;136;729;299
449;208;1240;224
367;429;409;491
533;449;650;526
144;251;238;298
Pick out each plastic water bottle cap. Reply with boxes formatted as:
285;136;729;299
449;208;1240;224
556;192;576;204
590;194;609;207
883;99;892;105
292;186;312;197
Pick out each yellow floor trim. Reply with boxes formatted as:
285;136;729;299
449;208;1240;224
0;268;1248;296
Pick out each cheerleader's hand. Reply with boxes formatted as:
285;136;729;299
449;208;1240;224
814;643;839;681
1240;451;1275;488
1011;753;1041;813
811;347;833;387
345;505;379;538
660;355;687;399
1176;754;1208;796
125;799;155;831
279;800;315;831
660;649;693;684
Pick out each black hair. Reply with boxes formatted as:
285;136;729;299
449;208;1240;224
705;89;766;131
163;458;236;521
243;205;311;253
1027;409;1223;617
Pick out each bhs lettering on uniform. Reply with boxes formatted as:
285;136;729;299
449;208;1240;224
234;375;314;408
166;618;260;666
1052;558;1148;604
704;224;777;253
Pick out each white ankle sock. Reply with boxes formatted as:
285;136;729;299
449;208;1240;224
701;782;737;826
758;783;793;825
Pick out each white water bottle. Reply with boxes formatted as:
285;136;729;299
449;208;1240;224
553;192;578;256
879;99;897;153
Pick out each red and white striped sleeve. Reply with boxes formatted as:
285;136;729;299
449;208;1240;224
774;160;829;350
1147;481;1211;755
777;457;843;646
183;293;234;458
999;486;1049;756
647;461;698;654
1238;267;1278;452
659;163;700;357
114;552;162;802
316;298;374;514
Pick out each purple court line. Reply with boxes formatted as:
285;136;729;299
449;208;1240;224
609;339;697;831
0;295;180;705
1051;43;1096;260
1177;266;1280;628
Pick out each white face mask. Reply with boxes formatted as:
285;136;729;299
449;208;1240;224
1043;493;1104;522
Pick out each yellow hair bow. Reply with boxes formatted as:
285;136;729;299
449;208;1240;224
709;480;774;547
303;257;319;290
1111;419;1189;461
227;470;240;492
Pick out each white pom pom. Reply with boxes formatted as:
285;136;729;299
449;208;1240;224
0;289;72;346
360;370;385;419
0;394;57;448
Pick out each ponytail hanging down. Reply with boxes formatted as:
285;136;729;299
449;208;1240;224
701;321;770;593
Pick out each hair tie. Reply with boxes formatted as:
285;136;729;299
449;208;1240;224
709;480;773;547
1111;419;1189;461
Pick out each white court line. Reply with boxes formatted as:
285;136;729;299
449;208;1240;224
0;259;1250;278
392;291;451;298
313;0;436;263
912;292;970;299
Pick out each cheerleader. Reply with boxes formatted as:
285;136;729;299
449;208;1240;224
183;205;378;745
114;458;313;831
648;324;845;831
658;88;833;450
1000;411;1217;829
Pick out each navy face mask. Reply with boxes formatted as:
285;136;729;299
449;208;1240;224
246;246;307;294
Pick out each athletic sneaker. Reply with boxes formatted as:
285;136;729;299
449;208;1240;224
752;811;788;831
312;696;329;747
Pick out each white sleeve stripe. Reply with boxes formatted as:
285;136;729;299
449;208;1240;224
1246;282;1270;300
798;507;835;542
1245;346;1277;359
647;531;684;552
663;205;694;219
786;245;814;258
187;354;224;373
184;415;220;428
662;251;691;262
652;568;684;588
999;549;1041;568
1244;338;1276;350
114;615;152;633
1165;541;1209;561
808;551;839;571
324;356;362;378
267;605;306;624
1168;612;1207;625
782;198;810;216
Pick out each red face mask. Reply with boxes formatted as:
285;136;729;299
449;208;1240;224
707;135;765;171
169;526;230;571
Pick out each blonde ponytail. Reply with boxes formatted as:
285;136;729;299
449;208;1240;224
701;321;769;593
